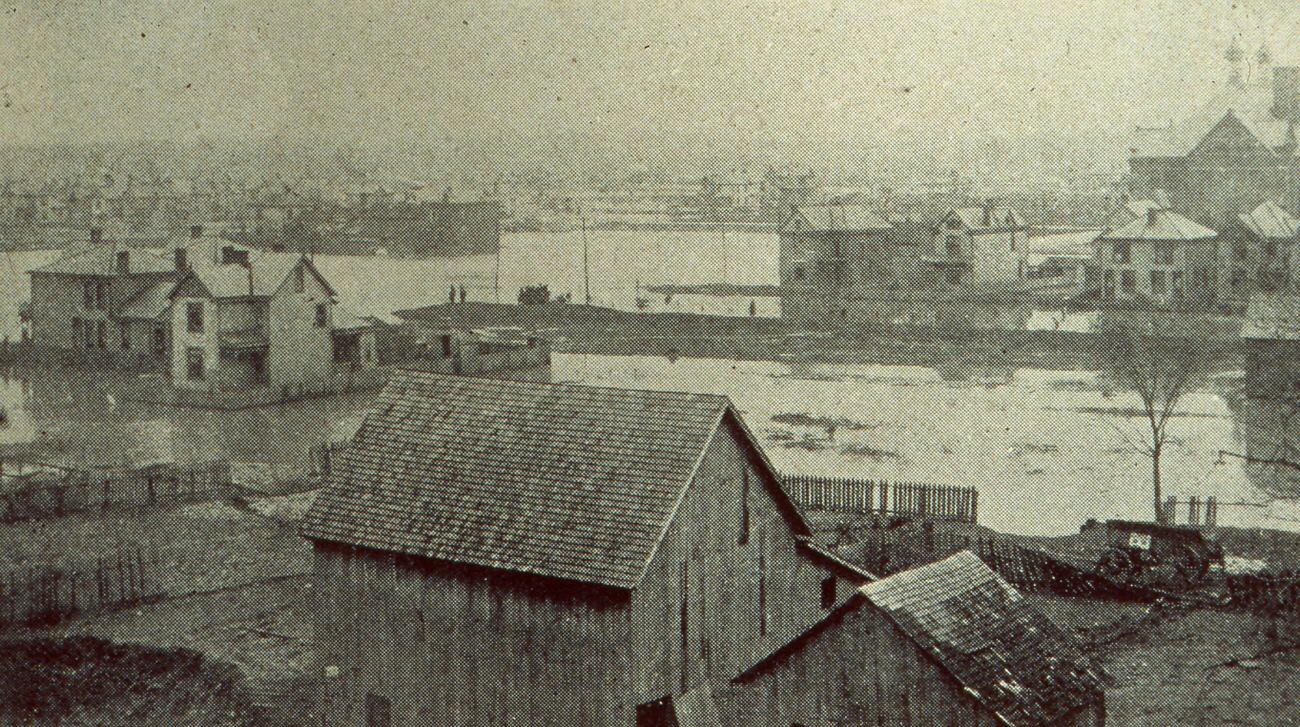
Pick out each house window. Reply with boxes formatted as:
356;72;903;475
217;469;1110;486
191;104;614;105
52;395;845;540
115;250;129;274
96;321;106;350
791;266;805;281
1150;270;1167;295
365;693;391;727
294;266;305;293
186;302;204;333
1156;243;1176;265
153;323;166;358
119;322;130;350
84;321;95;349
1120;270;1136;294
315;303;328;328
1113;241;1131;264
71;317;81;340
83;280;95;310
1171;270;1185;299
820;576;837;609
96;281;107;310
440;334;453;359
739;466;750;545
186;347;205;380
945;235;961;257
1234;243;1248;262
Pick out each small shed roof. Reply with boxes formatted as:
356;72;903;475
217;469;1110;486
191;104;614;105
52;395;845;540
301;371;810;590
862;552;1106;727
1238;200;1300;241
1100;208;1217;242
783;205;892;233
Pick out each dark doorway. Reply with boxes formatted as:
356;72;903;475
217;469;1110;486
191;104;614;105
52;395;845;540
636;695;679;727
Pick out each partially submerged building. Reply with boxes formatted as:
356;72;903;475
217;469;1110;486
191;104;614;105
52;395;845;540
718;551;1107;727
1219;200;1300;306
300;372;868;726
929;205;1030;288
1094;208;1219;307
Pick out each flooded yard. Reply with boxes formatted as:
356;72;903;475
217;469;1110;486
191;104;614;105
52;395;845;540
554;353;1299;537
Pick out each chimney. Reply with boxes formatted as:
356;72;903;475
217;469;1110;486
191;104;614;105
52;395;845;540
1272;67;1300;122
115;250;129;275
174;247;188;272
90;227;103;245
190;225;203;239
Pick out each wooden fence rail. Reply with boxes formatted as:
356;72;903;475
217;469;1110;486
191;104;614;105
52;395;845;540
782;475;978;524
0;461;232;523
0;546;159;629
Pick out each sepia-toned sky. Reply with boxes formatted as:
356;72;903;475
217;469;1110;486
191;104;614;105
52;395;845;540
1;0;1298;172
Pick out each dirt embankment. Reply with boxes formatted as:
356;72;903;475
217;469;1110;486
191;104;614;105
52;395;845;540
0;635;259;726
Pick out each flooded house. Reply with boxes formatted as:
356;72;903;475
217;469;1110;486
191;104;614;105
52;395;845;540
717;551;1107;727
27;226;379;395
1094;207;1219;307
166;244;376;392
1242;293;1300;398
928;205;1030;289
299;372;870;726
27;227;180;363
1218;200;1300;307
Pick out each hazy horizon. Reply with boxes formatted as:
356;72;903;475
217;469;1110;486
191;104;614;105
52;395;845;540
4;0;1300;179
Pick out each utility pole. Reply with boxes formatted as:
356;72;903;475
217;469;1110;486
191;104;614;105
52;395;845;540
582;212;591;306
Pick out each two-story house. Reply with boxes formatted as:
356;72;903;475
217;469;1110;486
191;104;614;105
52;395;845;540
1219;199;1300;307
929;205;1029;288
1094;207;1219;307
27;228;178;365
167;247;376;392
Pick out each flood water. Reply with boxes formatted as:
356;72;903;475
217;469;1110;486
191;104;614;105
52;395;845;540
0;234;1292;535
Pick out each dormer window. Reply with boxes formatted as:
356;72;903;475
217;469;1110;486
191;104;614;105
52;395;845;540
295;266;305;293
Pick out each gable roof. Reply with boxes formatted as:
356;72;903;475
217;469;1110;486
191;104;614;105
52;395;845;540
1130;81;1300;158
30;245;175;277
116;280;174;320
1100;208;1217;242
169;254;335;301
1238;199;1300;240
862;552;1105;727
301;371;810;590
783;205;892;233
944;206;1027;232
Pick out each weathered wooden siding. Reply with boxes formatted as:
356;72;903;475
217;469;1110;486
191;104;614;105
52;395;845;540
628;417;852;708
718;603;1104;727
313;545;634;727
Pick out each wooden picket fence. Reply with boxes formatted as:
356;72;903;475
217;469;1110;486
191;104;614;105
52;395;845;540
783;475;978;524
0;461;232;523
0;546;159;628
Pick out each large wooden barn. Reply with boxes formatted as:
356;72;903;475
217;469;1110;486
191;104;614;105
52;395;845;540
300;371;870;726
718;551;1107;727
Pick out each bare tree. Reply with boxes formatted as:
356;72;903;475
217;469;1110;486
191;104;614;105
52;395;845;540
1100;316;1215;523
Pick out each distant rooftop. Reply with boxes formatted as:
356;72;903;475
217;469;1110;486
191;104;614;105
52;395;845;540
782;204;892;233
1100;208;1217;241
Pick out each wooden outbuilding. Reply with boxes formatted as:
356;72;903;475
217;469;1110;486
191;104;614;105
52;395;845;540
300;371;869;726
717;551;1107;727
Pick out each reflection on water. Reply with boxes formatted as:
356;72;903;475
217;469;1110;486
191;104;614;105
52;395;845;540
0;366;373;477
555;353;1299;536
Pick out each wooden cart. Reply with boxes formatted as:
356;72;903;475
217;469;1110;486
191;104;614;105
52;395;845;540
1094;520;1224;587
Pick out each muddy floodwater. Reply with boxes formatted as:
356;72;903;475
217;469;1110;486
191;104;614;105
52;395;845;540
554;354;1300;537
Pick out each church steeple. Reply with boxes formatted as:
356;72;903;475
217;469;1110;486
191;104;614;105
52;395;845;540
1227;38;1245;86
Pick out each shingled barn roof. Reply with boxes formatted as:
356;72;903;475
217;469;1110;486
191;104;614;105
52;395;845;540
301;371;809;590
862;552;1106;727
